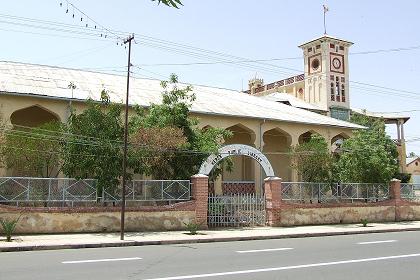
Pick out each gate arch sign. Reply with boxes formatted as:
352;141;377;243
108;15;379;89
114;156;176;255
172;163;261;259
199;144;275;177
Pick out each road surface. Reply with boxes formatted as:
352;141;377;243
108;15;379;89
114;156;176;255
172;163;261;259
1;231;420;279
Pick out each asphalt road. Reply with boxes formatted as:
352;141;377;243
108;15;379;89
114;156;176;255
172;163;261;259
1;231;420;280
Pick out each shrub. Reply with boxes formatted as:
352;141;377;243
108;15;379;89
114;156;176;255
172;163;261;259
184;220;203;235
360;218;368;227
1;216;21;242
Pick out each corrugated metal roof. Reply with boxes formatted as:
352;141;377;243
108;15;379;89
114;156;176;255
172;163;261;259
260;92;327;111
0;61;363;129
352;108;410;123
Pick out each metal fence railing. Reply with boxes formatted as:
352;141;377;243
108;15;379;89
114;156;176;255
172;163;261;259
0;177;191;207
281;182;389;203
400;183;420;201
208;193;266;227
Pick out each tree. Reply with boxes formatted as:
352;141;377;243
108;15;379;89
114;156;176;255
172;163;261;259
292;134;333;183
152;0;183;8
335;114;399;183
130;74;232;179
129;126;187;179
408;152;418;158
0;121;64;178
62;90;124;193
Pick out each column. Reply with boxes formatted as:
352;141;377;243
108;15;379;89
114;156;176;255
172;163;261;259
264;177;282;226
214;175;223;195
290;135;299;182
191;174;209;229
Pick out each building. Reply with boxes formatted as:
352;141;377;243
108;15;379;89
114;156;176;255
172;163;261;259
407;157;420;184
0;59;362;192
246;35;353;121
245;35;409;171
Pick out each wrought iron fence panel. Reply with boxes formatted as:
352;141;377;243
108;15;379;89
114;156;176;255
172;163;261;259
282;182;389;203
0;177;191;206
208;193;266;228
281;182;334;203
102;180;191;202
401;184;420;201
340;183;389;202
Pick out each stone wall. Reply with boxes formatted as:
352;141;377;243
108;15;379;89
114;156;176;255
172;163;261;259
0;202;196;234
276;205;396;226
265;178;420;227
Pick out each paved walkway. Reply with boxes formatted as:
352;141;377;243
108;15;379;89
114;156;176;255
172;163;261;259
2;221;420;252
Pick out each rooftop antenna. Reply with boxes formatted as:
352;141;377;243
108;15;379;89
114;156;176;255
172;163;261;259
323;4;329;35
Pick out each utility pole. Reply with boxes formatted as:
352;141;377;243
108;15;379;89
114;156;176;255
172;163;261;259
121;34;134;241
67;82;76;120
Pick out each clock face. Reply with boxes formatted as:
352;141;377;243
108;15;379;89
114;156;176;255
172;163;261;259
330;53;344;74
332;58;341;69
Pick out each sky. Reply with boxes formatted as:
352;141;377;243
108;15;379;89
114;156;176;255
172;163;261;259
1;0;420;156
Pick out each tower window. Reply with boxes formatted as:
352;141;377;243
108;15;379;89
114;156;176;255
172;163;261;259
308;47;312;52
316;44;321;49
336;81;340;101
330;82;335;101
341;77;345;83
341;85;346;102
330;75;334;81
339;46;344;51
330;43;335;49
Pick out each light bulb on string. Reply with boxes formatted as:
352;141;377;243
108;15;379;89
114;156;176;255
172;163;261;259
60;2;62;7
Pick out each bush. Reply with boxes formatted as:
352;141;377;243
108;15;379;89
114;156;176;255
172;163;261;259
360;218;368;227
184;221;203;235
1;216;21;242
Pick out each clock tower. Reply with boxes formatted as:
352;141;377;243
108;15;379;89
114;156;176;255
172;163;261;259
299;35;353;121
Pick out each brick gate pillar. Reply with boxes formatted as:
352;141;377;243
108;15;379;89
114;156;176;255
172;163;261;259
264;177;282;226
191;174;209;229
390;178;402;221
389;179;402;200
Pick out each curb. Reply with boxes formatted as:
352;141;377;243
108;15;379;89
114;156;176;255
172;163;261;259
2;227;420;252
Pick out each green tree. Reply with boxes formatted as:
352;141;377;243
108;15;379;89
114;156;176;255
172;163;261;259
335;114;399;183
292;134;333;182
152;0;183;8
130;74;232;179
62;91;124;193
0;121;64;177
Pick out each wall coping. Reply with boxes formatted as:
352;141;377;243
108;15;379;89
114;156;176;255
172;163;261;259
0;201;196;213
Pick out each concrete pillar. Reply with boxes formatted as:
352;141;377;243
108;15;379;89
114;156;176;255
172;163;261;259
191;174;209;229
290;135;299;182
214;175;223;195
264;177;282;226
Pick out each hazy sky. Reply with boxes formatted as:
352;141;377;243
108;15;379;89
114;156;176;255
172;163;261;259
1;0;419;155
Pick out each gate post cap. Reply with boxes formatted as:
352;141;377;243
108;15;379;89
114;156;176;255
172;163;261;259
264;176;282;182
191;174;209;179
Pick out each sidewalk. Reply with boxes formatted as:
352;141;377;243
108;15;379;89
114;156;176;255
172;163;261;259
2;221;420;252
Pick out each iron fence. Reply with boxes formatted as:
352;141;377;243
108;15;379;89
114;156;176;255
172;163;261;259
281;182;389;203
0;177;191;207
208;193;266;227
400;183;420;201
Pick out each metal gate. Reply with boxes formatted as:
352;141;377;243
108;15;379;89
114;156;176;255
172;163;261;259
207;193;266;227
